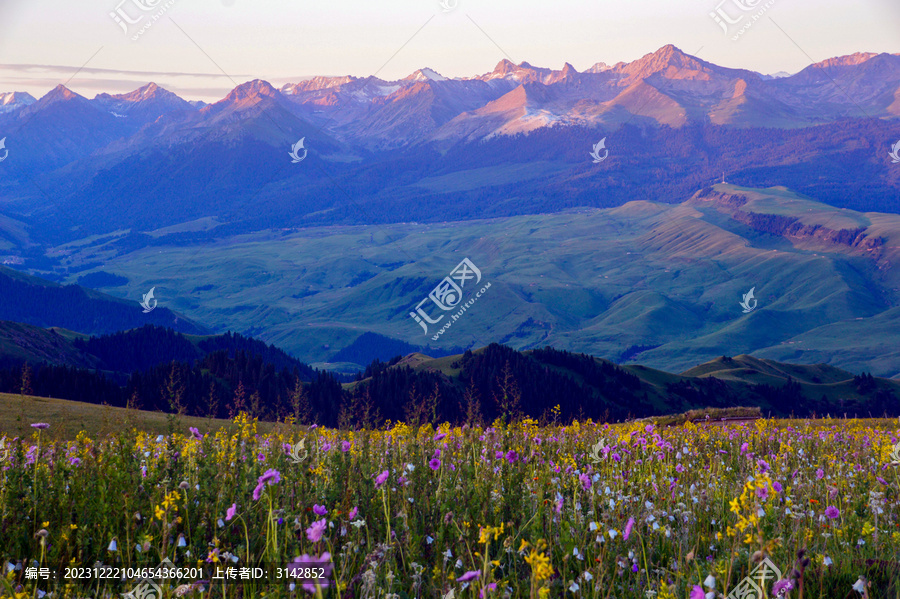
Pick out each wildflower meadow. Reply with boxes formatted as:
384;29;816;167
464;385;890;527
1;414;899;598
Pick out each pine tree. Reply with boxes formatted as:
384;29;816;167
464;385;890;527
165;364;186;416
231;380;247;417
127;389;142;411
20;363;33;397
205;382;219;419
493;361;522;423
249;390;262;419
290;377;312;424
462;379;482;425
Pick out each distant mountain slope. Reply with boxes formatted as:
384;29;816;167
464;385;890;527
57;185;900;377
329;331;466;368
2;336;896;426
0;321;316;381
378;344;900;422
0;266;208;335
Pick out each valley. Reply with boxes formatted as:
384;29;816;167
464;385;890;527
45;184;900;377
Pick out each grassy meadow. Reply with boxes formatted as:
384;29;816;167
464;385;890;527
1;409;899;598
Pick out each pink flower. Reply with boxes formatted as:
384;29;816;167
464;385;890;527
341;441;351;452
676;463;684;473
313;504;327;516
226;503;237;521
623;517;635;540
30;423;49;430
374;470;389;489
816;468;825;479
824;505;840;519
579;473;591;490
689;585;705;599
480;582;498;598
457;571;480;583
433;433;447;441
429;458;441;471
306;519;327;542
740;442;749;454
348;507;358;520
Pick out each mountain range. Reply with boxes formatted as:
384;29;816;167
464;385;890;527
0;45;898;249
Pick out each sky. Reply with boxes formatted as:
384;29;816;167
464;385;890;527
0;0;898;102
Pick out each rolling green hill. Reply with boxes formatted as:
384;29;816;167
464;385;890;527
43;185;900;377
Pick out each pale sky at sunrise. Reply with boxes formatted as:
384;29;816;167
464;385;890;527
0;0;898;102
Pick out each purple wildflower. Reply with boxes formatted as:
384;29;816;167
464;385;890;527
824;505;840;519
816;468;825;479
689;586;705;599
429;458;441;471
374;470;389;489
226;503;238;521
313;504;327;516
348;507;358;520
457;571;480;583
189;427;203;440
506;450;518;463
433;433;447;442
259;468;281;485
341;441;351;452
306;519;327;542
579;473;591;490
773;481;783;493
30;423;49;430
288;552;333;594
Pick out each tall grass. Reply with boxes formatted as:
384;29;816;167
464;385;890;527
0;415;898;598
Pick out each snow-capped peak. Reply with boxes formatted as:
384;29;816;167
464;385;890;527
406;68;447;82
